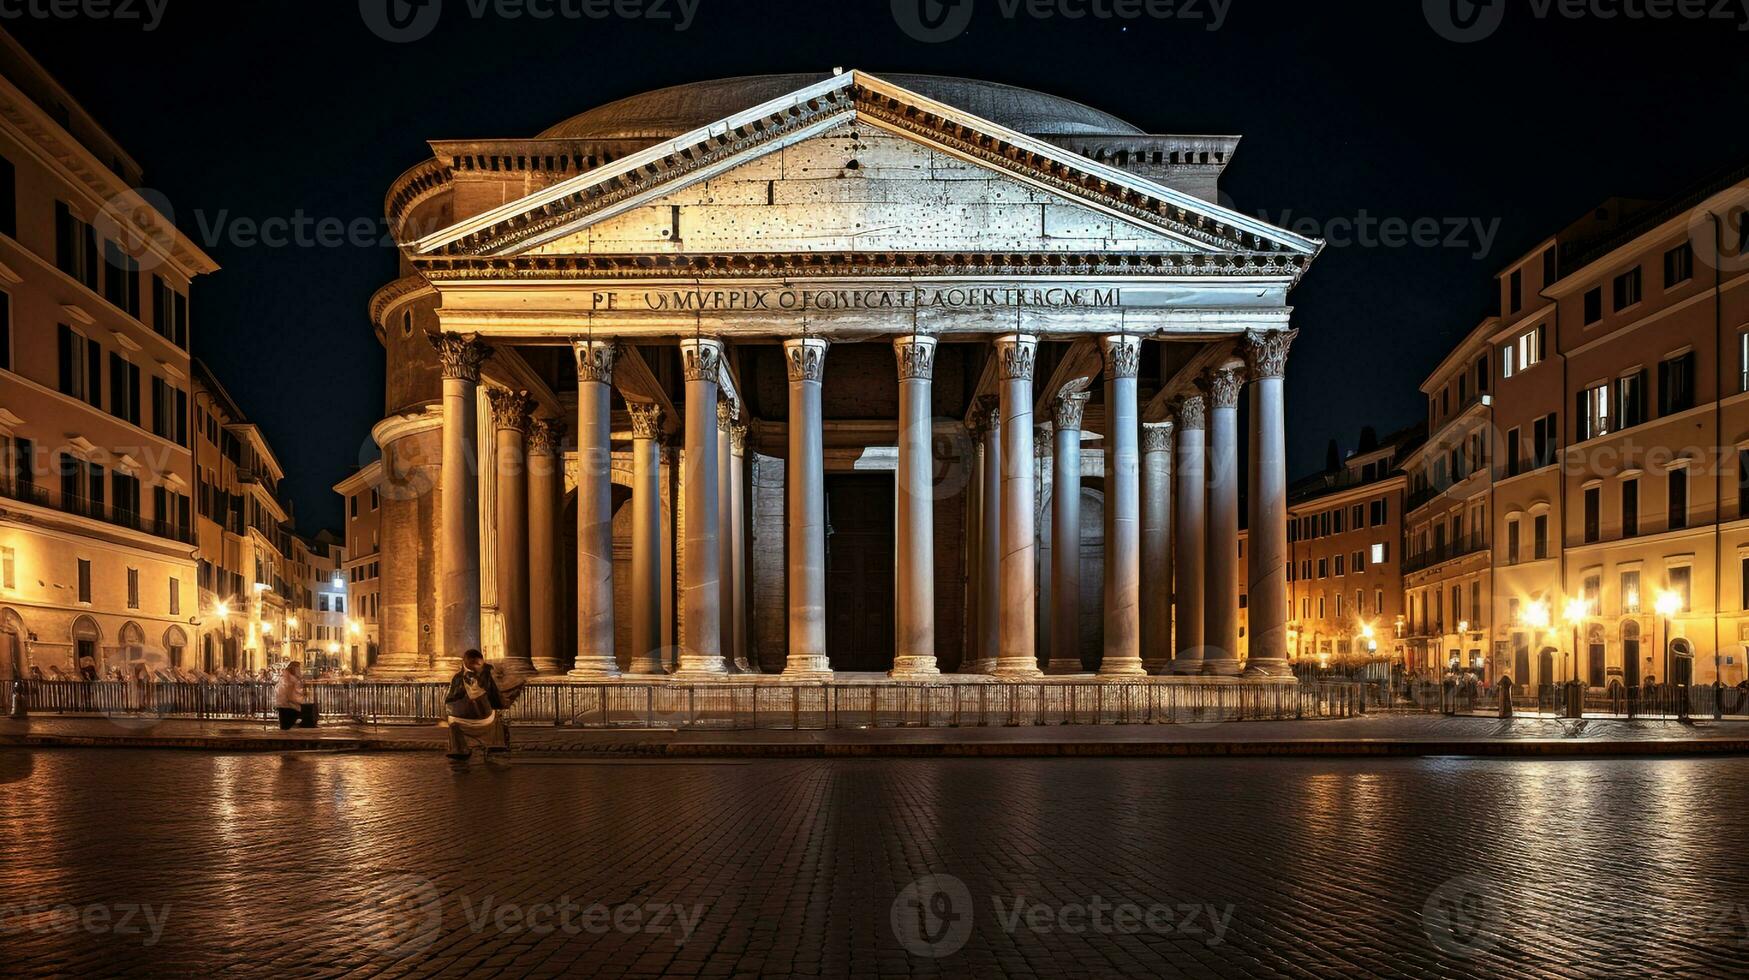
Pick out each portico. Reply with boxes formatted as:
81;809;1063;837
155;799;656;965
368;71;1317;681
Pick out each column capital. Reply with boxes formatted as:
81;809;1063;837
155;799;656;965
967;395;1001;439
679;337;725;382
1204;364;1245;410
1034;422;1053;459
527;417;565;455
783;336;829;382
1177;393;1207;431
994;334;1038;380
486;388;534;433
572;339;617;384
1243;328;1299;380
717;399;737;431
1141;420;1175;454
627;402;664;440
1100;334;1142;381
892;333;938;381
1053;390;1090;431
430;332;493;383
730;423;750;455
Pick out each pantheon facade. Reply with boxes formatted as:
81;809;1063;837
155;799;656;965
366;72;1319;681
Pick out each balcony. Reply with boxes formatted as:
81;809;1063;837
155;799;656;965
0;476;193;544
1403;532;1488;574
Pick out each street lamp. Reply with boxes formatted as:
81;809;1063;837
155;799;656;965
1655;590;1681;685
1564;597;1590;685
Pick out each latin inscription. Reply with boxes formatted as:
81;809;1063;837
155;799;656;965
589;287;1122;312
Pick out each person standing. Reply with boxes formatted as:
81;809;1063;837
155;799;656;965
443;649;509;762
274;661;305;731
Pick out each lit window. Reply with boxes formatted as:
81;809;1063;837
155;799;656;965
1370;542;1387;565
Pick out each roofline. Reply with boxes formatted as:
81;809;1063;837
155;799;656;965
332;459;384;495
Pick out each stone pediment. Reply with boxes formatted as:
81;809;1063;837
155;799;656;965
410;71;1319;271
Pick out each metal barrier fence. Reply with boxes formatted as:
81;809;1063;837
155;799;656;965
12;679;1371;730
1405;680;1749;720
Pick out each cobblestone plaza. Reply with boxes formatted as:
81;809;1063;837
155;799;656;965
3;749;1746;977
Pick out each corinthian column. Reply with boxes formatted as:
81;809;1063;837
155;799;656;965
891;334;940;678
676;338;726;677
1100;335;1145;676
626;403;665;675
570;341;620;678
1244;329;1297;677
489;389;535;676
1173;394;1206;674
429;332;491;660
729;421;752;673
966;397;1001;674
717;401;740;670
994;334;1042;678
527;418;565;674
1140;419;1175;674
783;337;831;677
1203;363;1245;676
1049;389;1089;674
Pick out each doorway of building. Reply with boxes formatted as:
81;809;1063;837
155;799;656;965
825;474;895;672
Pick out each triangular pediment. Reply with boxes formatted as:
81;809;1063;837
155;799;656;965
410;71;1320;268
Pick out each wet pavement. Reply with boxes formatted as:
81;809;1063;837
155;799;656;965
2;749;1746;977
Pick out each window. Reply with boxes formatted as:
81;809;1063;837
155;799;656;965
1351;504;1364;528
0;153;13;238
1533;514;1549;560
1577;383;1610;441
1506;427;1521;477
349;494;358;518
54;201;100;291
1516;326;1544;373
1470;581;1481;624
1508;269;1522;313
1612;267;1642;311
1370;499;1388;526
1584;486;1600;543
1532;413;1558;469
103;241;140;318
108;353;141;426
1669;466;1689;530
1669;565;1693;612
1377;588;1386;614
1353;549;1366;573
57;324;101;406
1616;370;1646;429
1371;542;1387;564
370;489;379;510
334;596;345;614
1507;518;1520;564
1542;246;1557;286
0;544;13;590
127;568;139;609
1317;597;1326;619
1502;344;1515;379
77;558;91;603
1658;352;1696;415
1335;555;1346;577
169;578;179;617
1476;352;1490;393
1317;558;1328;578
1335;594;1344;619
1621;570;1641;614
1664;242;1693;288
1333;509;1345;534
1583;287;1603;325
1742;332;1749;393
0;289;9;372
1623;478;1639;537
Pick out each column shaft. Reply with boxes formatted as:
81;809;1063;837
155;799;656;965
1100;336;1145;676
430;333;491;661
1204;365;1244;676
1049;393;1087;673
526;418;564;674
972;399;1002;673
571;342;620;678
1244;330;1298;677
729;423;751;673
677;339;726;676
716;403;739;669
783;338;831;676
1173;396;1207;674
1140;421;1175;674
627;404;665;674
994;335;1042;678
892;335;940;678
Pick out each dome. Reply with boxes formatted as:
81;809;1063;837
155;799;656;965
538;73;1144;141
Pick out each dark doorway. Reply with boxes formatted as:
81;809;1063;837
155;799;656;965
825;474;894;672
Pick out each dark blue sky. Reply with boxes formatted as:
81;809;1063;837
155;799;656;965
14;1;1749;531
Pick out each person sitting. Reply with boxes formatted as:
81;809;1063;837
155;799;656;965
273;662;305;731
442;650;509;762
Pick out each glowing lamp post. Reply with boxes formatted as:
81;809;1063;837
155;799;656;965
1563;597;1590;686
1654;590;1681;686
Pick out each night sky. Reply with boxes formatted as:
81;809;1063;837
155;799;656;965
12;1;1749;532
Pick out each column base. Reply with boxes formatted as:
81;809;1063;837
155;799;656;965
1142;659;1174;675
1045;658;1084;675
623;664;668;677
567;658;622;680
961;658;998;674
1242;658;1294;678
888;656;940;679
1201;658;1243;677
992;657;1043;678
530;658;570;676
1170;658;1205;675
783;654;832;679
496;656;537;680
674;652;728;678
1098;657;1147;677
